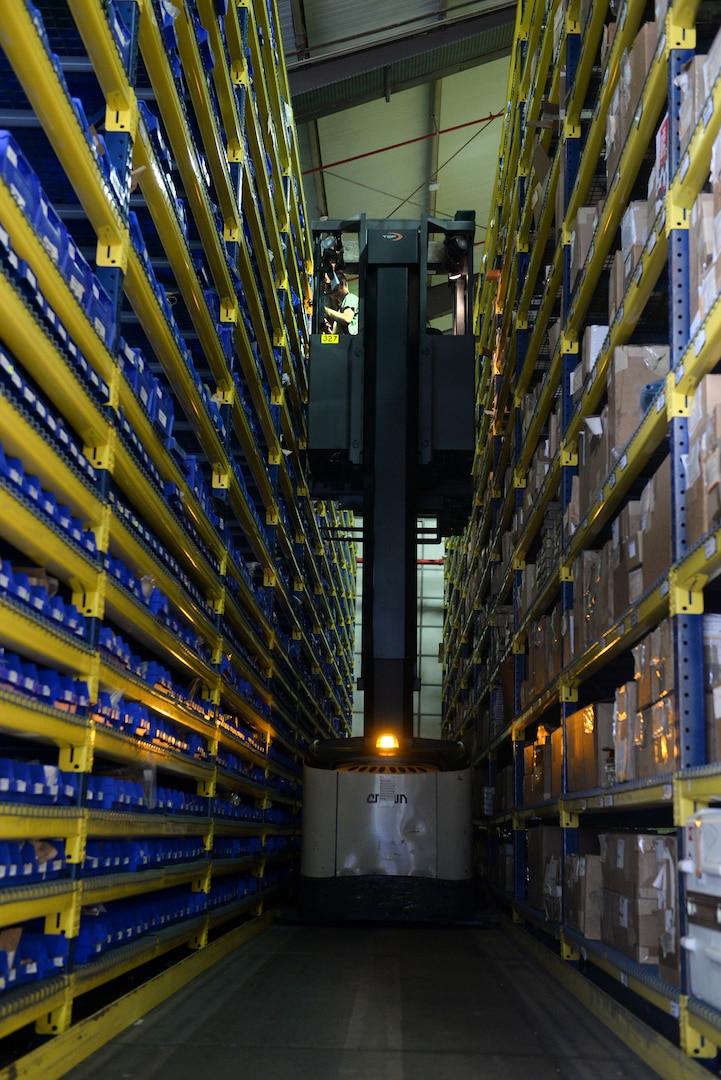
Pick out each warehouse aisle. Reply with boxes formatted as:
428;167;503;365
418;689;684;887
67;918;665;1080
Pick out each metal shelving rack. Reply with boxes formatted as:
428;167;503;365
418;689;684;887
0;0;356;1073
444;0;721;1069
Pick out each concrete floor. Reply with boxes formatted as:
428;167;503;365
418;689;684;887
67;919;666;1080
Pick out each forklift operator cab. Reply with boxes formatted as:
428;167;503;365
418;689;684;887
307;213;476;541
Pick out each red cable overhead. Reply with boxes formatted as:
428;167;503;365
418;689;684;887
302;111;504;176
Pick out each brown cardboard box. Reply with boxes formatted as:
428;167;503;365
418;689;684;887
527;826;563;910
599;831;660;898
570;207;598;289
608;247;626;322
625;22;659;126
705;687;721;761
605;80;623;183
565;853;602;939
689;374;721;439
566;702;615;793
582;324;609;380
600;889;660;963
621;200;649;252
655;835;681;987
636;699;678;779
689;193;715;328
550;725;563;797
614;681;638;784
641;455;672;590
678;55;707;156
607;345;670;456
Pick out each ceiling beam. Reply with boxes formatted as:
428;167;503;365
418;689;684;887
287;3;516;124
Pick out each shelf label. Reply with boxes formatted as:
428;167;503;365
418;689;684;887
656;391;666;412
581;946;588;961
630;609;639;626
663;784;673;801
620;453;628;471
680;152;690;182
621;972;629;987
618;303;624;322
635;261;644;286
604;794;614;807
694;328;706;356
705;535;717;560
704;96;715;129
648;229;657;253
660;577;670;598
609;471;616;489
675;362;684;385
670;1001;680;1018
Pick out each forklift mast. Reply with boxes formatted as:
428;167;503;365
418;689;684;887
307;214;476;742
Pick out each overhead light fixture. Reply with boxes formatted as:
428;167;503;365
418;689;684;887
428;180;440;191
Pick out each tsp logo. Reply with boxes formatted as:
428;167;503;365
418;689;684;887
382;232;403;241
367;793;408;803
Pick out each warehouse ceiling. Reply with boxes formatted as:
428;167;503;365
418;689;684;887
277;0;516;324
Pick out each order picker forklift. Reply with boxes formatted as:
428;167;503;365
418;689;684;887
300;213;477;921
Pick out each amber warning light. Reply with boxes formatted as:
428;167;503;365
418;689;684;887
375;734;400;750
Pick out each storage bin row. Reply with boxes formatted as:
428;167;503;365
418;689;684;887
0;649;90;712
0;130;116;347
219;653;268;713
0;223;111;406
104;550;215;626
217;712;267;755
212;836;263;859
107;484;221;587
0;444;98;557
209;873;258;909
75;886;207;963
0;560;89;637
0;839;66;883
23;2;129;207
83;836;205;875
0;757;78;805
96;628;215;717
119;336;175;441
0;345;98;487
215;750;266;784
0;928;68;993
92;694;211;760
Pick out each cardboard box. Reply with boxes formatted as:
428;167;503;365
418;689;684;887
642;455;672;591
566;702;615;793
678;55;707;156
550;725;563;797
635;698;678;778
582;324;609;380
527;826;563;910
621;200;649;252
624;22;659;128
599;831;660;898
608;248;626;323
565;853;602;939
614;681;638;784
689;374;721;440
607;344;670;456
570;207;598;290
655;835;681;987
600;889;660;963
689;193;715;330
